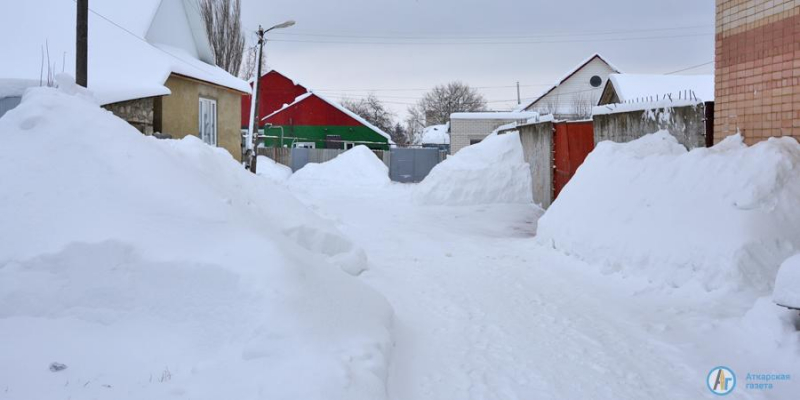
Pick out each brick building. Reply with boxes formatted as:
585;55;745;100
449;112;538;154
715;0;800;144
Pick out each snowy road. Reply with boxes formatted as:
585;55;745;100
290;184;785;400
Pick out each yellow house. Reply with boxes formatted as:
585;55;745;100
0;0;250;161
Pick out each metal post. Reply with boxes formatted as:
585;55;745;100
76;0;88;87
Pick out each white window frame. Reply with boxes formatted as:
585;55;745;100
293;142;316;149
343;142;356;150
198;97;217;146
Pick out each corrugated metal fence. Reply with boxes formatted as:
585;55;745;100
257;147;447;183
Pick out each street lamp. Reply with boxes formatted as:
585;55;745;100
246;20;296;172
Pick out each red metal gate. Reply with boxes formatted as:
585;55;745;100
553;121;594;200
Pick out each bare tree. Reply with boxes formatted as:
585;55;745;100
407;81;487;127
570;92;598;119
341;94;397;136
405;107;426;145
199;0;245;76
239;45;267;80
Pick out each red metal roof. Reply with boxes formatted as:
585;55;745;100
241;70;308;127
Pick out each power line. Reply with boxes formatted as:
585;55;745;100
269;24;713;41
267;32;712;46
313;83;551;94
664;61;714;74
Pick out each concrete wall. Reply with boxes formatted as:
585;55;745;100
450;118;529;154
104;97;155;135
715;0;800;144
593;103;709;149
518;121;554;208
161;74;243;161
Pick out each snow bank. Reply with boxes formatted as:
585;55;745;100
0;87;393;400
774;255;800;308
536;131;800;291
414;131;532;206
256;155;292;184
289;145;390;188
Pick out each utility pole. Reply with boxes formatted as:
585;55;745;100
76;0;88;87
245;20;295;173
516;81;521;105
246;26;266;173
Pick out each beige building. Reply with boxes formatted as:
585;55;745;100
0;0;250;161
715;0;800;144
449;112;538;154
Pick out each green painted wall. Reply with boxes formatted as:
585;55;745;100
262;125;390;150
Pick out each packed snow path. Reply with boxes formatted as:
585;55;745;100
291;184;788;400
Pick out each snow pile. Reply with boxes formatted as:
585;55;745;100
289;145;390;188
256;155;292;184
414;132;532;206
774;255;800;308
0;86;393;400
536;131;800;291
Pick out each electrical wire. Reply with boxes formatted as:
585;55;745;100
268;24;713;41
267;32;712;46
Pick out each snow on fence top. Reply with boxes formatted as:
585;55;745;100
592;98;705;116
0;0;249;105
607;73;714;103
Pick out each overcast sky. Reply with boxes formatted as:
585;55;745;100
240;0;715;120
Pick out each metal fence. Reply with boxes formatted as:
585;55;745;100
257;147;446;183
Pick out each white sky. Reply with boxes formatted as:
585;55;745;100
241;0;715;121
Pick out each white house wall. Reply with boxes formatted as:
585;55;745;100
527;58;616;119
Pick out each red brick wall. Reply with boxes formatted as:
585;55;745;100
715;0;800;145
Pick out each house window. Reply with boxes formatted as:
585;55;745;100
198;97;217;146
470;139;482;145
293;142;315;149
343;142;356;150
590;75;602;87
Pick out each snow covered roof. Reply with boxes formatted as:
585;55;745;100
262;92;395;144
603;73;715;104
450;111;539;120
420;123;450;145
516;53;621;111
0;0;249;105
